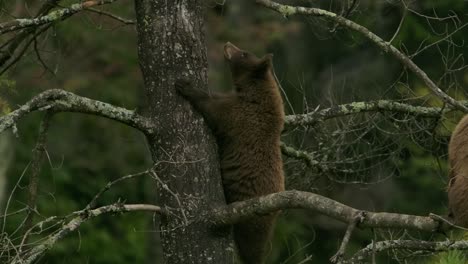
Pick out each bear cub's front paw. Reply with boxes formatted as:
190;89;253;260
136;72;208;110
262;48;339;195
175;77;192;96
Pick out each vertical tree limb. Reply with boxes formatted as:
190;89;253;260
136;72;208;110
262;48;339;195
21;112;53;247
330;211;366;263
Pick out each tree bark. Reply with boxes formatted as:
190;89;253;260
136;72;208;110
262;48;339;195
134;1;235;263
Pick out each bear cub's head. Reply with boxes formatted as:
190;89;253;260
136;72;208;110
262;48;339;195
224;42;273;84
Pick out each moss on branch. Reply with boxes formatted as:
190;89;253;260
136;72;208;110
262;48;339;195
284;99;467;128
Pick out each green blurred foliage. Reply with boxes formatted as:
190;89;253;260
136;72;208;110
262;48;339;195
1;1;152;263
428;232;468;264
430;250;467;264
1;0;468;263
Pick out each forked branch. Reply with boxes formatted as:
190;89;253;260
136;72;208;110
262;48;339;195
330;211;366;263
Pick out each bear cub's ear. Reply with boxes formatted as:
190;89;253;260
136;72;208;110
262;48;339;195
263;53;274;60
224;42;241;61
257;53;274;73
263;53;273;65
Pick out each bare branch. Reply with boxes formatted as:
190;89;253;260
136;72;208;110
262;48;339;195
0;0;119;35
0;89;156;135
411;22;468;58
33;33;56;76
210;190;439;231
85;169;150;210
85;8;135;25
0;208;28;218
345;239;468;263
388;3;407;44
0;24;53;75
12;203;163;264
280;142;333;172
22;112;53;245
150;169;189;224
255;0;468;112
280;142;319;166
284;99;463;128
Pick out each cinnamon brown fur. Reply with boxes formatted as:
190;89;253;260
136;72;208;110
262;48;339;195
448;115;468;227
176;42;285;264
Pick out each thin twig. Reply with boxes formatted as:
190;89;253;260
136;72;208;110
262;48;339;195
0;208;28;218
85;7;135;25
429;213;468;231
411;22;468;58
33;34;56;76
1;163;30;234
0;24;52;75
389;1;407;44
296;255;313;264
150;169;188;224
330;211;366;263
85;169;151;210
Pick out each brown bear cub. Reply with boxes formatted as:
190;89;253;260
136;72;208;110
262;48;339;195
448;115;468;227
176;42;285;264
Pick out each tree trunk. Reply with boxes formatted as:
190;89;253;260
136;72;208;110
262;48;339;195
134;1;235;263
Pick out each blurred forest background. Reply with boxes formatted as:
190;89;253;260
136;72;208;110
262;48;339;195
1;0;468;263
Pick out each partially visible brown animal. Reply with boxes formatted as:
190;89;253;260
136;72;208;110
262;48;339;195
448;115;468;227
176;42;285;264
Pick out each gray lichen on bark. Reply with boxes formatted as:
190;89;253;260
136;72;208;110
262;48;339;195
210;190;439;231
284;99;466;129
0;89;155;135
